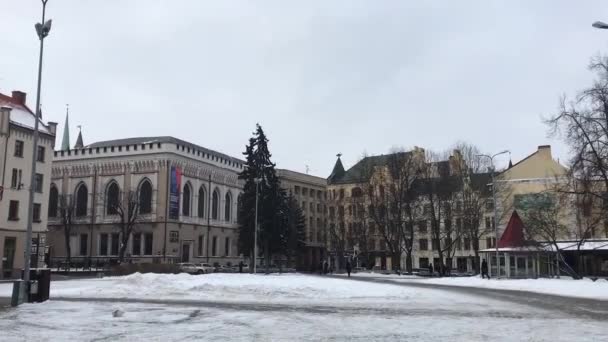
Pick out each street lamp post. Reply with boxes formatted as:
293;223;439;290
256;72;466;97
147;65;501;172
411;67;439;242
592;21;608;29
253;178;262;274
476;150;509;278
23;0;52;283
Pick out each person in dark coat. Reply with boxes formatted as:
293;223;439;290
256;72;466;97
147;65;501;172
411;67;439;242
238;261;244;273
323;261;329;275
428;263;434;276
319;261;324;275
481;259;490;279
346;260;352;278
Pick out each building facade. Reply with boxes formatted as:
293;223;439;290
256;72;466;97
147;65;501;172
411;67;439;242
46;136;244;268
326;149;495;273
277;169;328;271
0;91;57;279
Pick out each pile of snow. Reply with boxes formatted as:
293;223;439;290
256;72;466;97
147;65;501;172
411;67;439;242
343;273;608;300
2;273;449;305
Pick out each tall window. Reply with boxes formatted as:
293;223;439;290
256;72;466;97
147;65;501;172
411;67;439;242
8;201;19;220
139;180;152;214
75;184;88;217
111;233;119;255
36;146;45;162
33;203;41;222
212;236;218;256
99;234;108;256
14;140;24;157
182;183;191;216
144;233;153;255
132;233;141;255
198;187;206;218
48;185;58;218
198;235;204;256
224;237;230;256
34;174;44;193
212;189;219;220
80;234;88;256
106;182;120;215
224;192;232;222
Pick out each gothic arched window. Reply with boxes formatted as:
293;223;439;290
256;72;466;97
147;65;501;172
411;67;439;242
198;186;206;218
106;182;120;215
75;183;88;217
224;192;232;222
48;185;58;218
139;179;152;214
182;183;192;216
212;189;220;220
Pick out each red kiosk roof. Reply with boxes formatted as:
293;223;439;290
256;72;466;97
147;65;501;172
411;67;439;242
498;211;526;248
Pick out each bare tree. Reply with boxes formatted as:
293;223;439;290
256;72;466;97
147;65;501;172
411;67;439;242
546;54;608;224
106;190;142;263
57;194;76;266
417;150;467;276
451;142;492;273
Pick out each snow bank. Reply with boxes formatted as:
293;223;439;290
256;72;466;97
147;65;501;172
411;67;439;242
2;273;449;305
344;273;608;300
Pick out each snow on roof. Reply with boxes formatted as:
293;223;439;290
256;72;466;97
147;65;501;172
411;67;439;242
0;100;51;134
479;246;553;253
553;240;608;251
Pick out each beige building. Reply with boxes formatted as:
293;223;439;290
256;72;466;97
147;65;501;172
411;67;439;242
0;91;57;279
326;149;495;273
46;136;244;267
277;169;327;271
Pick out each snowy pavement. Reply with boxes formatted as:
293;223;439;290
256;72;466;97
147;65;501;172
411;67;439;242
1;273;607;341
340;272;608;300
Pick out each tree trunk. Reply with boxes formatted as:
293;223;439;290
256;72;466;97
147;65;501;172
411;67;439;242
64;230;71;267
405;250;413;273
473;249;480;274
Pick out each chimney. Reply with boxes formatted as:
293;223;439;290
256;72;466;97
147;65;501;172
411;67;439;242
11;91;26;106
47;121;58;148
537;145;552;159
0;106;12;135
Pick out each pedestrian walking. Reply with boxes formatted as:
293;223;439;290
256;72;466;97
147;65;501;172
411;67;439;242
238;261;244;273
428;263;434;276
346;260;352;278
323;261;329;275
318;260;324;275
481;259;490;279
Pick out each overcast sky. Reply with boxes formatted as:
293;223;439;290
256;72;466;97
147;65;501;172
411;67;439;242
2;1;607;176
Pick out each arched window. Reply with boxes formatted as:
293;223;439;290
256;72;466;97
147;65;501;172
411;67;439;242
182;183;191;216
224;192;232;222
351;187;363;198
139;179;152;214
198;186;206;218
106;182;120;215
48;185;58;218
212;189;220;220
75;183;88;217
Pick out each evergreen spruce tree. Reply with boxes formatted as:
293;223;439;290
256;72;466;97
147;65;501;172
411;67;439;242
283;193;306;267
237;138;258;267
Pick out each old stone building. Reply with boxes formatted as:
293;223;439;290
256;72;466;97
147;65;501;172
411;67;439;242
326;148;496;273
0;91;57;278
277;169;327;271
46;136;244;267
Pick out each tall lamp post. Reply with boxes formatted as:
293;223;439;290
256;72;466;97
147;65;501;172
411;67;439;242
253;178;262;274
592;21;608;29
476;150;509;278
24;0;52;283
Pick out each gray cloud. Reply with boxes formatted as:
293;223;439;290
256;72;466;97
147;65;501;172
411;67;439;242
1;0;607;175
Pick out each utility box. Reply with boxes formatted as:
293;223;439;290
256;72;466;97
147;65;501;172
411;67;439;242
20;268;51;303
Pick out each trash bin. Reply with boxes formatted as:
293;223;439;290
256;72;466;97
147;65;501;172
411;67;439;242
20;268;51;303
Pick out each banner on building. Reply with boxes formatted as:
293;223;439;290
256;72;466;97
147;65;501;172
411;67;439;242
169;166;182;219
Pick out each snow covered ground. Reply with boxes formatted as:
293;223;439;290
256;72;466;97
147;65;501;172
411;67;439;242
343;272;608;300
1;273;607;341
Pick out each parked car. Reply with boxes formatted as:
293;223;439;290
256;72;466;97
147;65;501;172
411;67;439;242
215;265;236;273
177;263;205;274
195;263;215;274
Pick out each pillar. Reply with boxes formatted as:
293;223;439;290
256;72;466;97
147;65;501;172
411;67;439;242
505;252;510;278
